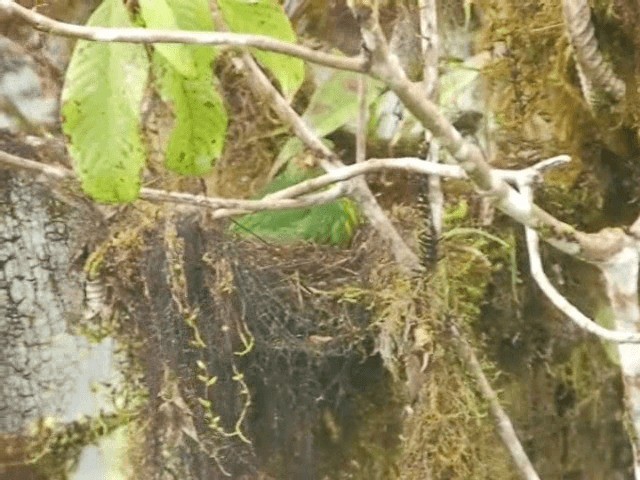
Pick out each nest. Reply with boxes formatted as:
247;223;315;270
102;214;401;479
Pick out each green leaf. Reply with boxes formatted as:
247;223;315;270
148;0;227;175
231;164;360;246
439;65;480;117
139;0;217;76
153;52;228;175
217;0;304;99
276;72;382;165
304;72;384;137
274;136;334;170
139;0;197;77
61;0;149;203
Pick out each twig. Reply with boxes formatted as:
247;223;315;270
450;324;541;480
0;148;346;213
355;74;368;164
419;0;443;238
0;0;366;73
0;148;70;179
0;148;572;210
146;184;347;213
517;179;640;343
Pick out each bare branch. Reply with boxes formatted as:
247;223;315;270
355;74;368;164
0;147;572;207
419;0;443;239
0;148;70;180
450;324;541;480
418;0;438;100
145;184;347;213
211;155;572;219
0;148;347;214
518;180;640;343
0;0;366;73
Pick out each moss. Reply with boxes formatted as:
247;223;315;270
24;412;128;480
367;200;520;478
478;0;640;228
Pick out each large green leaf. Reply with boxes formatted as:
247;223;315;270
141;0;214;51
139;0;199;77
148;0;227;175
304;71;384;137
153;52;228;175
439;65;480;117
231;164;360;246
61;0;149;203
217;0;304;99
276;72;383;165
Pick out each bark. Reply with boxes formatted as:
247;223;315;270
0;135;104;478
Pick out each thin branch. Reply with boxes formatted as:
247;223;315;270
518;180;640;343
355;74;368;164
145;183;347;213
0;148;347;213
265;156;572;195
450;324;541;480
0;148;572;208
0;0;366;73
419;0;438;100
419;0;443;239
213;157;461;220
0;148;70;180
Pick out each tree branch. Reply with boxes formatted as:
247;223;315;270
419;0;443;239
147;184;347;213
0;148;572;211
0;148;346;214
450;324;541;480
519;178;640;343
355;73;368;164
0;0;366;73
